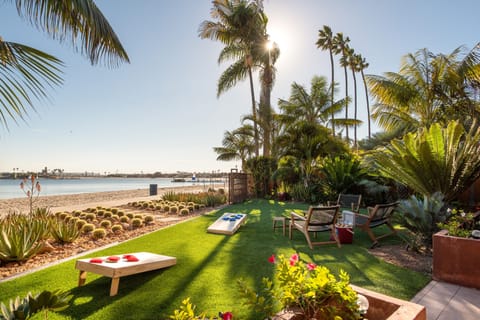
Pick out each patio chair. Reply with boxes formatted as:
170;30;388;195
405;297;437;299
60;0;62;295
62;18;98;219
289;205;341;249
355;202;399;248
328;193;362;213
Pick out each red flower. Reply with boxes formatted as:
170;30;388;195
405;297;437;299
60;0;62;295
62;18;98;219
220;311;233;320
289;253;299;266
268;254;276;264
307;263;316;271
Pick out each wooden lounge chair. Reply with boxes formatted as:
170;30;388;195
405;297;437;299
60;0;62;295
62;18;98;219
355;202;399;248
289;205;341;249
328;193;362;213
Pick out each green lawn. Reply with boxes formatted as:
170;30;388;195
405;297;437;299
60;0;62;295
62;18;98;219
0;200;430;319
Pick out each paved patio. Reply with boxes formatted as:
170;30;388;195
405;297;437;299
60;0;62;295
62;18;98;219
412;280;480;320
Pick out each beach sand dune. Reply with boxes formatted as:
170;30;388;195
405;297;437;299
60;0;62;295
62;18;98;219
0;185;210;215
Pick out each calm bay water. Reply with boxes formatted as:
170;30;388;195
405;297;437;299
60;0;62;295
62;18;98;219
0;177;221;199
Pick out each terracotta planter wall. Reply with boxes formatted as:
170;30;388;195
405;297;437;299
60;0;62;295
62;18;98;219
433;229;480;289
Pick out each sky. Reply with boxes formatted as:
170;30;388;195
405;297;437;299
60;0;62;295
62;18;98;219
0;0;479;174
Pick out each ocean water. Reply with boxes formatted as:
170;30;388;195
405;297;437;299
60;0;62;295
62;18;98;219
0;177;224;199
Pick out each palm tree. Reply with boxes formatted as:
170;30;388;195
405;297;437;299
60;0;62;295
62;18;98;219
0;0;129;129
277;75;346;129
366;46;480;134
199;0;268;157
355;53;371;138
213;124;255;171
346;47;360;147
259;38;279;158
333;32;351;141
316;25;336;135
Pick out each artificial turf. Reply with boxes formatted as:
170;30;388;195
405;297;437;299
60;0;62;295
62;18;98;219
0;199;430;319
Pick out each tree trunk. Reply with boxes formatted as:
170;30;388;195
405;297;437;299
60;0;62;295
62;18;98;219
352;68;358;148
329;49;335;136
343;65;349;142
248;66;259;157
361;70;371;138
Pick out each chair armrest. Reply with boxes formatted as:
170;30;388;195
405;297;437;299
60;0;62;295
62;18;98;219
290;212;306;221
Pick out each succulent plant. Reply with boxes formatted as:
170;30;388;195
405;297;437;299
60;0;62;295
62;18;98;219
92;228;107;240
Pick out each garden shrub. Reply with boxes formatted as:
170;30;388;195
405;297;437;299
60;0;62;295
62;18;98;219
103;211;113;218
117;211;125;217
126;213;134;219
59;212;68;220
134;214;143;219
131;218;142;228
92;228;107;240
179;208;189;216
85;213;95;221
97;209;105;216
76;219;87;229
100;220;112;229
111;224;123;233
50;219;80;244
119;216;129;223
111;208;118;214
144;215;154;224
169;206;179;214
163;205;170;212
81;223;95;234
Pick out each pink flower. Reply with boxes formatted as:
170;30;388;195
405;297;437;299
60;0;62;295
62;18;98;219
307;263;316;271
268;254;276;264
289;254;299;266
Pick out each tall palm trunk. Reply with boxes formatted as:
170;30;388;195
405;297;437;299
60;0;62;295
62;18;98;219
261;64;272;157
329;48;335;136
247;64;259;157
352;67;358;147
360;69;371;138
343;64;349;141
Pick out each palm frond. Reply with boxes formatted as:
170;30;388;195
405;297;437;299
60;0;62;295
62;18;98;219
13;0;129;67
0;40;63;129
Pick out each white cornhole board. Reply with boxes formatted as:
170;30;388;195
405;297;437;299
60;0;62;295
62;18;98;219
207;213;247;235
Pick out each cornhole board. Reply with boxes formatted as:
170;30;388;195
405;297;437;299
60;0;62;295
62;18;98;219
207;213;247;235
75;252;176;296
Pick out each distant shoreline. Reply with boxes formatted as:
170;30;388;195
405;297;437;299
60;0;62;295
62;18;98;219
0;185;215;215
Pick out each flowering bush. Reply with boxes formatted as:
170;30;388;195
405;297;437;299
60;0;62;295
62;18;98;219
238;254;361;319
438;209;478;238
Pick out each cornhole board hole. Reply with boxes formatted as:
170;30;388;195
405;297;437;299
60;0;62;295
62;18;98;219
75;252;176;296
207;213;247;235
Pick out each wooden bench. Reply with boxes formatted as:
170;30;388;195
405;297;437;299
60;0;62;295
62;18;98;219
75;252;176;296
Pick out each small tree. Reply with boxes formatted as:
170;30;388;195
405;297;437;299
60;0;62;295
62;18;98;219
20;175;41;214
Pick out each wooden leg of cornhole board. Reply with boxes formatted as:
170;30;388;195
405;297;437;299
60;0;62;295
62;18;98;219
110;277;120;296
78;270;87;287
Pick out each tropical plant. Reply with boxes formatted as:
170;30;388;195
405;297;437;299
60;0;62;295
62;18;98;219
277;75;348;130
246;156;276;198
199;0;270;157
237;254;361;319
355;53;371;138
395;192;448;251
0;0;129;129
366;45;480;134
316;25;337;135
0;290;71;320
333;32;351;141
369;121;480;202
437;209;477;238
213;125;255;171
169;298;209;320
319;155;367;199
0;213;47;262
276;122;347;190
49;218;80;244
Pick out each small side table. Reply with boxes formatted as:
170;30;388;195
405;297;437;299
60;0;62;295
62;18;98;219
273;216;289;236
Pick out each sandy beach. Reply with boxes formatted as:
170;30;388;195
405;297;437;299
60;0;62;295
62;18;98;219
0;185;209;215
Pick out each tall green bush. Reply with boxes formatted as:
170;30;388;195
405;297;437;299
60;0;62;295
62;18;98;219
370;121;480;202
246;156;277;198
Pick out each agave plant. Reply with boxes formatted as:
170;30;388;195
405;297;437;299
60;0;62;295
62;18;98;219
49;218;80;244
0;213;47;262
0;290;71;320
370;121;480;202
395;192;449;251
